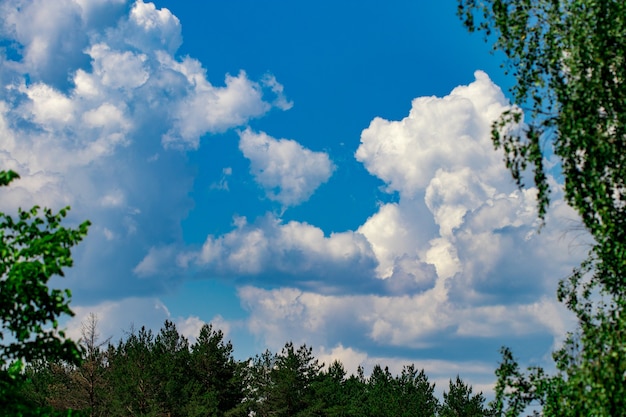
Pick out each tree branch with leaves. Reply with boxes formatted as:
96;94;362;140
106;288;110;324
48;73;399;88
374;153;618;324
458;1;626;415
0;169;90;416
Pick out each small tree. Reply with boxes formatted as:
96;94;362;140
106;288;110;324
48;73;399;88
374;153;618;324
440;376;487;417
235;349;276;417
187;323;242;416
75;313;110;417
395;365;439;417
106;326;158;416
268;342;323;416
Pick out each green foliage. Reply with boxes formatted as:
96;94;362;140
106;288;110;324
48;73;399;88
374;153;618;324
0;360;84;417
16;318;491;416
440;376;487;417
107;326;159;416
458;1;626;415
361;364;439;417
396;365;439;417
308;360;349;416
0;170;90;365
271;342;323;416
235;349;275;417
457;0;626;290
28;319;245;417
188;323;242;415
0;170;90;416
236;345;442;417
239;342;323;417
152;320;191;416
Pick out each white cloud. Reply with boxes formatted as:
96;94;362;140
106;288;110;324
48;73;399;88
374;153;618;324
236;284;573;397
163;71;587;309
99;189;125;207
82;103;126;129
23;83;75;125
317;344;368;374
239;129;335;207
0;0;291;303
0;0;88;87
175;315;206;343
159;61;280;148
357;200;438;279
133;245;178;278
87;43;150;89
316;343;495;397
223;72;587;395
66;298;230;347
173;214;377;291
127;0;182;53
210;167;232;191
66;297;171;343
352;72;585;305
261;74;294;111
355;71;511;197
238;285;575;359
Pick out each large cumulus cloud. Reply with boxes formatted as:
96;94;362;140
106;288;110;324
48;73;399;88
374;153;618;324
229;71;586;390
0;0;291;303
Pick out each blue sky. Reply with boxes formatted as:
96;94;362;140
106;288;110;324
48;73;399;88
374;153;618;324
0;0;588;395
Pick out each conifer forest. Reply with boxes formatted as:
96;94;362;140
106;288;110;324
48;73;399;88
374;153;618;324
17;316;488;417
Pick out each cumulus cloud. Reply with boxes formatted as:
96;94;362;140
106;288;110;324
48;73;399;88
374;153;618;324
151;71;586;309
126;0;182;53
0;0;291;303
0;0;290;175
238;286;574;360
0;0;89;88
161;64;278;149
355;71;511;197
170;214;379;293
139;209;433;295
238;129;335;207
228;72;586;389
237;284;570;396
88;44;150;89
353;72;584;303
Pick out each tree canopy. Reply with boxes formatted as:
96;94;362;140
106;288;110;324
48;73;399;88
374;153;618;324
458;1;626;415
17;318;493;417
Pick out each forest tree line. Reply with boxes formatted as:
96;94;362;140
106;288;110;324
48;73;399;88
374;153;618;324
17;315;489;417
